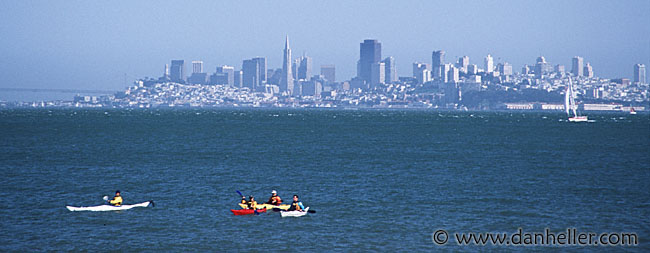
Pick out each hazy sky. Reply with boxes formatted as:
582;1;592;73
0;0;648;90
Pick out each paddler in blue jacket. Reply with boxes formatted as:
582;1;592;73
287;195;305;211
109;190;122;206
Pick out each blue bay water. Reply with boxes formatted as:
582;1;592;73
0;109;648;251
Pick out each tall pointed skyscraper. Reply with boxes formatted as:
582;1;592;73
280;35;294;95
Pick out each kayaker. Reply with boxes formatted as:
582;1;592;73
287;195;305;211
247;196;258;210
240;196;248;206
109;190;122;206
266;190;282;205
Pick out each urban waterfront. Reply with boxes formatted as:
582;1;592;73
1;108;648;250
1;37;648;112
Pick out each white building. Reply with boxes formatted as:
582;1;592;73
484;54;494;73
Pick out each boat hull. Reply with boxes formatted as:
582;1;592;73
66;201;151;211
230;208;267;215
280;207;309;217
239;203;290;210
568;116;588;122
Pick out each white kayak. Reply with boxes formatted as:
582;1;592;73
280;207;309;217
66;201;152;212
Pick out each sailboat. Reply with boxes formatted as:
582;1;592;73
565;77;588;122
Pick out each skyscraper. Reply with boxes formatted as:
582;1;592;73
441;63;452;83
297;54;312;80
497;62;513;76
189;60;206;84
634;64;646;84
242;59;260;89
584;63;593;78
211;65;234;86
358;39;382;84
382;57;397;83
370;62;385;86
192;61;203;74
280;36;294;95
320;65;336;83
572;56;584;77
467;64;478;75
457;56;469;73
413;62;430;84
448;66;460;83
241;57;266;90
253;57;266;83
503;62;513;76
233;70;242;87
432;50;445;78
170;60;185;83
484;54;494;73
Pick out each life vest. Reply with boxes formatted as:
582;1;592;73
270;196;282;204
290;201;302;211
110;196;123;206
241;199;248;205
248;201;257;209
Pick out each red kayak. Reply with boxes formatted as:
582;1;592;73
230;208;266;215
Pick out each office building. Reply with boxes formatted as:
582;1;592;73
192;61;203;74
300;80;323;97
253;57;266;83
382;57;397;83
370;62;385;86
448;66;460;83
457;56;469;73
233;70;242;87
634;64;646;84
572;56;584;77
484;54;494;73
467;64;478;75
170;60;185;83
320;65;336;83
584;63;593;78
522;65;530;75
242;58;263;90
441;63;452;83
188;61;207;84
210;65;234;86
432;50;445;78
358;39;382;83
497;62;513;76
297;55;312;80
534;56;551;78
413;62;430;84
280;36;294;94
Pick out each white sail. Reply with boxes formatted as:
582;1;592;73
565;83;571;116
566;77;588;122
567;77;578;117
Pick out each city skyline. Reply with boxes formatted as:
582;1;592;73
0;1;648;91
